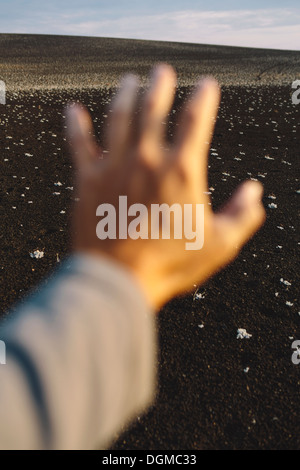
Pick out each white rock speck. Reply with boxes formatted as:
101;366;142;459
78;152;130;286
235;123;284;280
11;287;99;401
194;292;205;300
237;328;252;340
280;278;291;286
30;250;44;259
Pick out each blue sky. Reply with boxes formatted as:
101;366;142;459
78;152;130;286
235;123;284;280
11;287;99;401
0;1;299;50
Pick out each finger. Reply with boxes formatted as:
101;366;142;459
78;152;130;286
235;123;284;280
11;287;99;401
65;104;100;169
213;181;266;257
108;74;139;162
174;78;220;181
138;64;176;167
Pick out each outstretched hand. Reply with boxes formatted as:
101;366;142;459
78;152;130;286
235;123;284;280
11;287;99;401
66;64;265;309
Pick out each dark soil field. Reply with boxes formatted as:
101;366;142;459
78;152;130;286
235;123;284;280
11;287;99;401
0;34;299;450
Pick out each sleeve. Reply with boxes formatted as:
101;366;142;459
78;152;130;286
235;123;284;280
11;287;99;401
0;254;157;450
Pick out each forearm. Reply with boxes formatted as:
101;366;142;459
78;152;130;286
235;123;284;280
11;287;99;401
0;254;156;450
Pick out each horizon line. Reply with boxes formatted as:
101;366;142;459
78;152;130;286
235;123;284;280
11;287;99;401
0;31;299;53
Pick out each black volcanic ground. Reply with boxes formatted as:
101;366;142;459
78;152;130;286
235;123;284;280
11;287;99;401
0;34;299;450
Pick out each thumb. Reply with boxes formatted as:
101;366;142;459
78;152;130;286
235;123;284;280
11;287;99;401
214;180;266;256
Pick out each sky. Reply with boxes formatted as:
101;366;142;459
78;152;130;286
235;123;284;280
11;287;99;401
0;0;299;50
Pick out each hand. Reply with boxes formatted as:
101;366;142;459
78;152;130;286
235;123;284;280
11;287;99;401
66;64;265;309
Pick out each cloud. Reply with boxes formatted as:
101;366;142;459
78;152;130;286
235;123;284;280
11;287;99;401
1;8;300;50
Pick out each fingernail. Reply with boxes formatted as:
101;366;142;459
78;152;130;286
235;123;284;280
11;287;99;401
114;75;139;111
66;105;80;138
244;182;263;205
152;64;172;83
120;74;139;91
